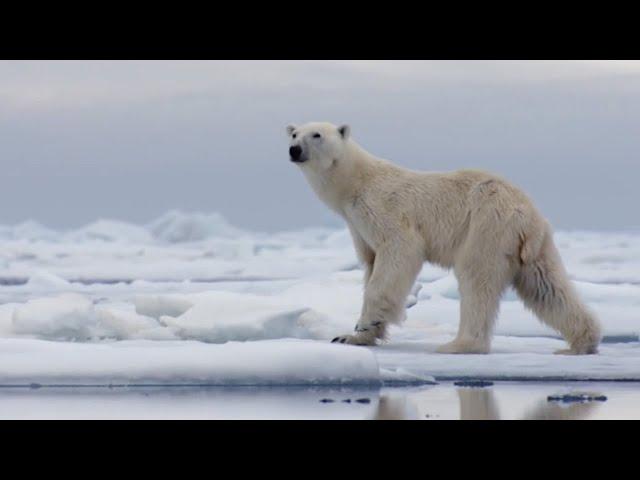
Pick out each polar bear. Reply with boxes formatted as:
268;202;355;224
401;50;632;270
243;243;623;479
287;122;601;355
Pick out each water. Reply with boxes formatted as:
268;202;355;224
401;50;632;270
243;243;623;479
2;381;638;419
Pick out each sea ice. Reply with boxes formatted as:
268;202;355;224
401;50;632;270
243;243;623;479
0;338;380;386
0;210;638;385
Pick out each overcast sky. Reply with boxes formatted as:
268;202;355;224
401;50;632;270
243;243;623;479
0;60;638;232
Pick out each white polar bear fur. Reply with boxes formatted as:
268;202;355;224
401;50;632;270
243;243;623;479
287;122;601;354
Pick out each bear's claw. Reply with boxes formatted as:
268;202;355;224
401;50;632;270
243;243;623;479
331;334;375;346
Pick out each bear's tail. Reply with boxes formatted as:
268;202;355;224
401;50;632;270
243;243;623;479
513;229;601;354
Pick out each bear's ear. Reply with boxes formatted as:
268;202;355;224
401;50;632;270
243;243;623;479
286;124;297;137
338;124;351;140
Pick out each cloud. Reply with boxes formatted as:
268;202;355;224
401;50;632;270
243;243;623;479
3;60;639;111
0;60;638;231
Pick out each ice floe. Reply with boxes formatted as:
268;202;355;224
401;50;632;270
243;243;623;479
0;210;638;385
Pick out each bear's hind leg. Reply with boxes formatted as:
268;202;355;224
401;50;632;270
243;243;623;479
513;231;601;355
436;251;513;354
436;180;519;354
435;278;502;354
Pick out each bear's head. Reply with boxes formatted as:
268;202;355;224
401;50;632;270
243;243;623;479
286;122;351;171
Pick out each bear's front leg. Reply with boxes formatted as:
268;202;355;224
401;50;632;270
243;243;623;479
332;238;424;346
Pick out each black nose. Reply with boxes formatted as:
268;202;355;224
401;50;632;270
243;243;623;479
289;145;302;161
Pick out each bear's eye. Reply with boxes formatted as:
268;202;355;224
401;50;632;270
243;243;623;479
292;133;297;139
312;133;321;138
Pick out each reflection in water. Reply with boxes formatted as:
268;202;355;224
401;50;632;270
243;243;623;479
521;399;600;420
457;387;602;420
458;388;500;420
0;383;613;419
372;386;605;420
370;394;420;420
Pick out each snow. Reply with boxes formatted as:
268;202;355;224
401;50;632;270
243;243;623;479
0;220;58;242
0;210;639;386
24;270;71;290
375;336;640;381
148;210;246;243
0;273;423;344
65;219;153;244
12;294;98;340
0;338;380;386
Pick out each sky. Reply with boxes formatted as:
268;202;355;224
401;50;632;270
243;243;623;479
0;60;639;232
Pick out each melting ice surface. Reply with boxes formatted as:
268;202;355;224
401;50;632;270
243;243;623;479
1;209;640;388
